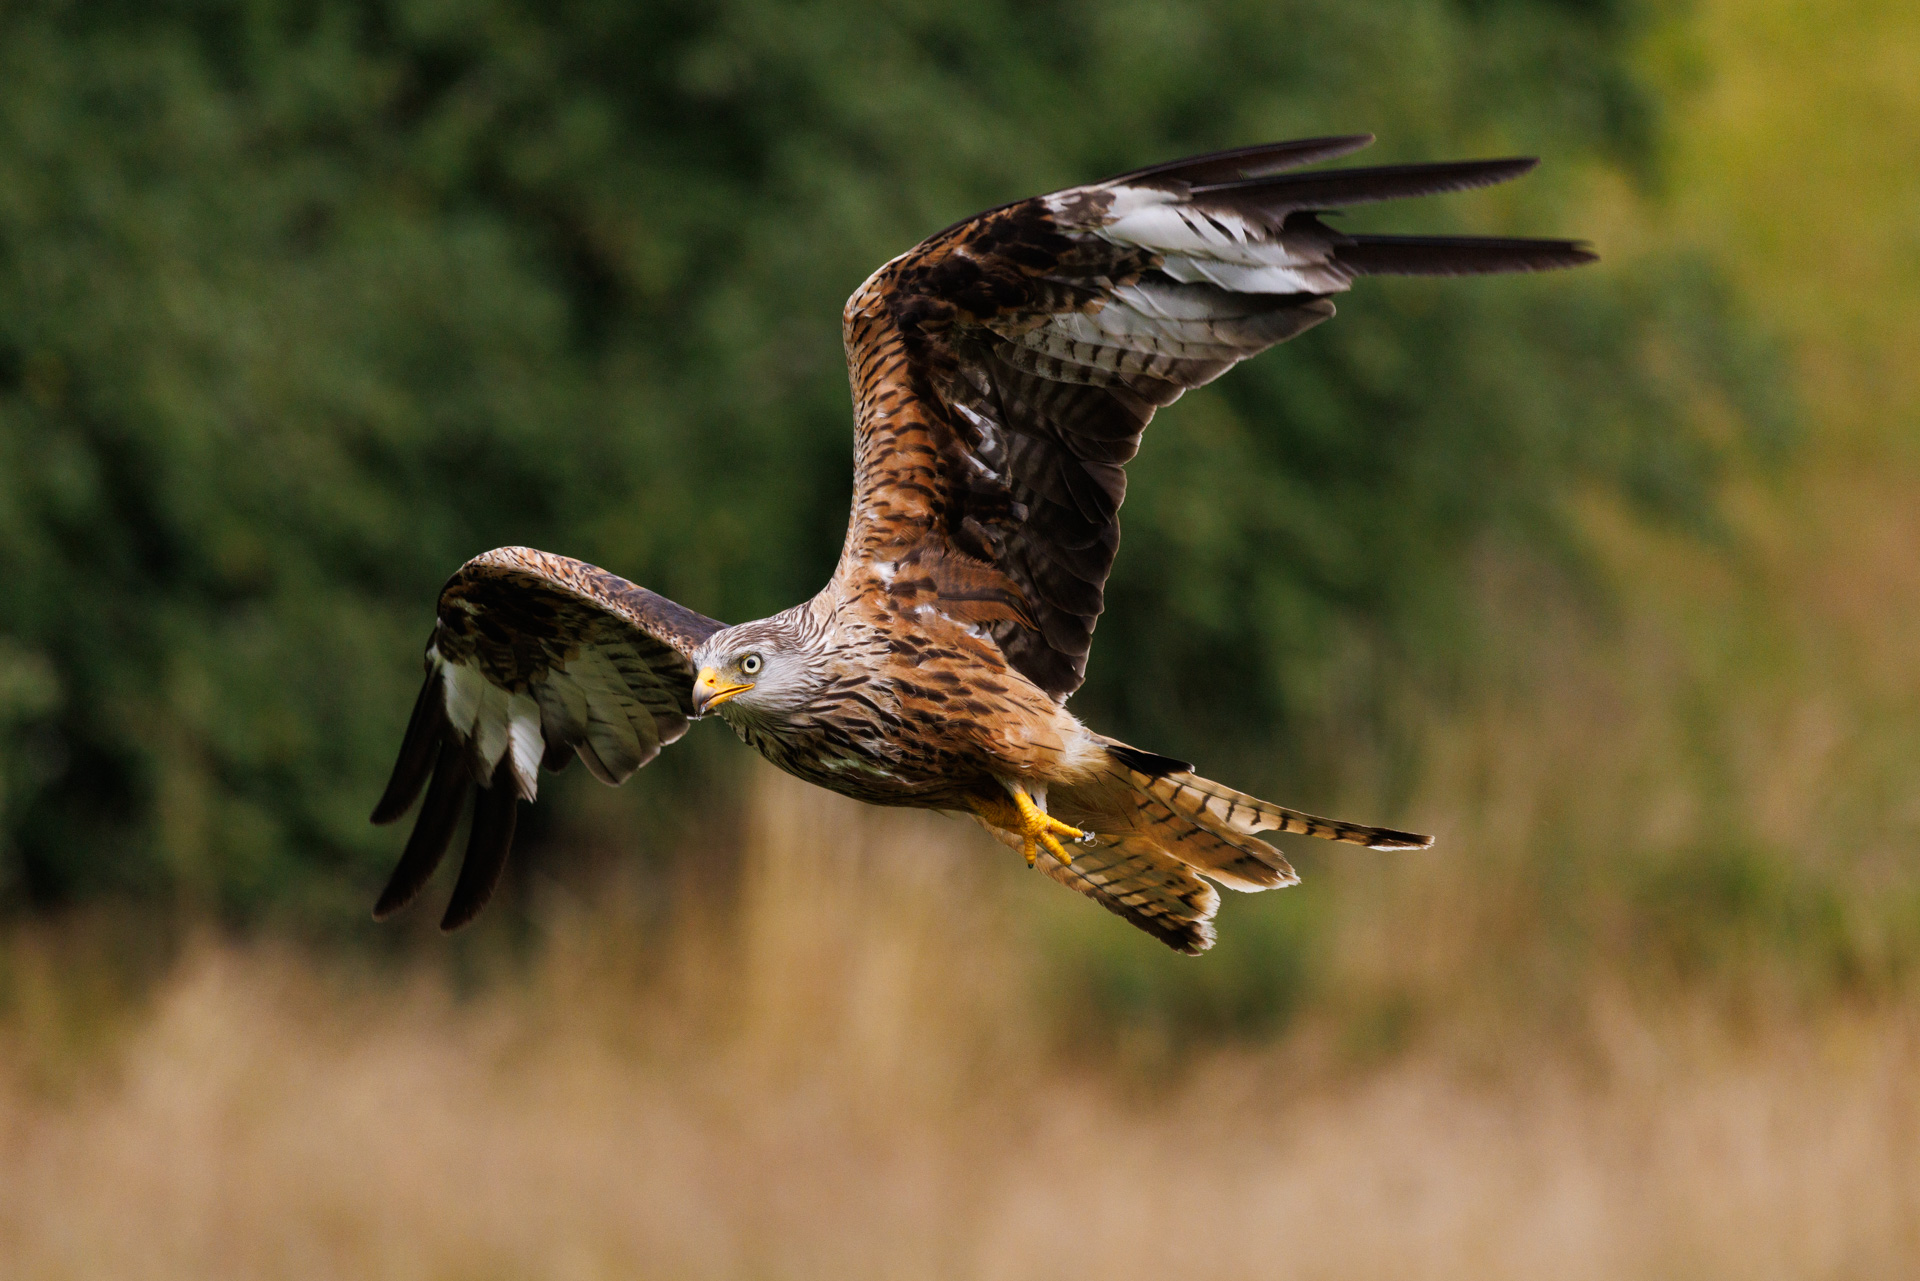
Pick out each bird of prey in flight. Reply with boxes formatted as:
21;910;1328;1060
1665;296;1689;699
370;135;1594;954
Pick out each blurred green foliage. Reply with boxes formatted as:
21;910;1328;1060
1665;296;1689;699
1625;843;1877;999
0;0;1784;921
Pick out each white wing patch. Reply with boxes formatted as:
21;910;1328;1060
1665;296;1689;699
1091;187;1354;296
439;650;485;738
506;691;542;799
469;680;511;782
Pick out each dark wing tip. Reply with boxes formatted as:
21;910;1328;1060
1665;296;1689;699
1102;134;1376;189
1337;234;1598;276
373;740;472;920
1190;156;1543;207
1367;829;1436;851
439;759;520;931
370;672;449;825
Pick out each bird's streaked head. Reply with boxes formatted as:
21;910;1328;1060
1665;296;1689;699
690;614;821;720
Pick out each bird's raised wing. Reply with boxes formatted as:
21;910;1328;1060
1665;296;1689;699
370;547;725;928
835;135;1596;698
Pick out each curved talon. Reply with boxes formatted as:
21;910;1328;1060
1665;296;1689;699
1038;831;1075;866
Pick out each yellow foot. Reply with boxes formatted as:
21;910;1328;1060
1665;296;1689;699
1008;784;1092;867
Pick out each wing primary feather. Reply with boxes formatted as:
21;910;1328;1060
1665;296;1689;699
505;690;543;800
370;669;449;825
373;740;471;920
574;738;623;786
1334;233;1598;275
441;758;519;931
1188;157;1538;207
541;738;576;773
1103;135;1376;188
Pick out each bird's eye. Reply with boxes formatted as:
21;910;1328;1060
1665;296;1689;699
740;653;763;676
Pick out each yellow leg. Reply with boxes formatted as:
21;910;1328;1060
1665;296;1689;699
1007;784;1091;867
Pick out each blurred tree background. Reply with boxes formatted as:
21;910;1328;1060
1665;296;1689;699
0;0;1781;925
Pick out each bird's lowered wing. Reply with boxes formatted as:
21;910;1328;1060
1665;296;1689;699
835;135;1596;699
370;547;725;929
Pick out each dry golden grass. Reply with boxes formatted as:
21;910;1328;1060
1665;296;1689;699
1;769;1918;1280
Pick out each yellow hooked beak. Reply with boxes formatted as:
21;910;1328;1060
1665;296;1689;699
692;667;754;716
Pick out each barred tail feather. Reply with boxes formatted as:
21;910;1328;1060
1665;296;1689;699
974;820;1220;955
1109;775;1293;891
1121;765;1433;851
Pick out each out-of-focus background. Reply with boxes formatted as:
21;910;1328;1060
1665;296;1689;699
1;0;1916;1275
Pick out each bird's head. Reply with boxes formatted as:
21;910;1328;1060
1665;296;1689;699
689;614;822;721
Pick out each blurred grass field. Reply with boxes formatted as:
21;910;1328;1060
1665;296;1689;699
6;769;1920;1279
6;0;1920;1275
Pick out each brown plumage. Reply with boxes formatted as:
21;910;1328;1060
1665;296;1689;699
371;136;1594;952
